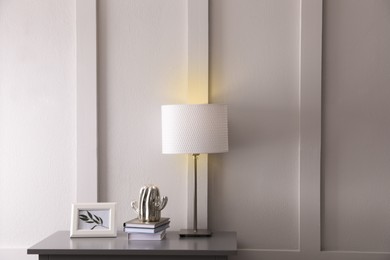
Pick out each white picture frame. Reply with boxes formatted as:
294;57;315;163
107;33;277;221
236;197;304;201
70;203;117;238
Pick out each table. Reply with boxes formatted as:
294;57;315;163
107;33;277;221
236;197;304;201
27;231;237;260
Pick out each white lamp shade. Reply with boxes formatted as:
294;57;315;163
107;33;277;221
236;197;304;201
161;104;228;154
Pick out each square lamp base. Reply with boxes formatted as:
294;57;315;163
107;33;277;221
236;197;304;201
179;229;212;237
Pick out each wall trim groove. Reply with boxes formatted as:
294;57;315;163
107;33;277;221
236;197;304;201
187;0;209;229
298;0;323;253
76;0;98;203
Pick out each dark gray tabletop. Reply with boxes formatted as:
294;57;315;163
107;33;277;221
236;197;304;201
27;231;237;256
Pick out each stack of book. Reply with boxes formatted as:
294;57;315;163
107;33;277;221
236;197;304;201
123;217;170;240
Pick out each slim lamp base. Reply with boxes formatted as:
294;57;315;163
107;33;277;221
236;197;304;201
179;229;212;237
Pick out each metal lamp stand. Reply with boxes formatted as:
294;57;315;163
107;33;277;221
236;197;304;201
179;154;212;237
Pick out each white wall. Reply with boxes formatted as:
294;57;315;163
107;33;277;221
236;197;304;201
209;0;390;259
1;1;390;260
322;0;390;252
97;0;189;230
0;0;76;257
209;0;300;250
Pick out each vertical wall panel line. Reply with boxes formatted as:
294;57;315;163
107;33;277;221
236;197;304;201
299;0;323;253
76;0;98;202
187;0;209;229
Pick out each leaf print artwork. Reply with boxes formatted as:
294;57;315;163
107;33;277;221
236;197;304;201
79;210;108;230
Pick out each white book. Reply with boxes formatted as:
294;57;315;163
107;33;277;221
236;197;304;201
123;218;170;229
127;230;166;241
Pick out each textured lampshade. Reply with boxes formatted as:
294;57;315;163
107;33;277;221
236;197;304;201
161;104;228;154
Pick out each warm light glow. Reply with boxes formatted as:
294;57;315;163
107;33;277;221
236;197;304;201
187;71;208;104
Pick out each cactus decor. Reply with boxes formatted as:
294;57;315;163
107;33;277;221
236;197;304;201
131;185;168;222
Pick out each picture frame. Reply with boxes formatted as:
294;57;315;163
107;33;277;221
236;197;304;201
70;202;117;238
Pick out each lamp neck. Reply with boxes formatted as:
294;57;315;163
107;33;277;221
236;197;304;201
192;153;200;232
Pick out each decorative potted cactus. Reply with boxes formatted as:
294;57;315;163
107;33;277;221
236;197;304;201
131;185;168;222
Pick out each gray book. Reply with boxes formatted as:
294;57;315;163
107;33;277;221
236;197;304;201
124;223;170;234
127;230;167;240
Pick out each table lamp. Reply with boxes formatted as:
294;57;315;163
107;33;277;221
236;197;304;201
161;104;228;237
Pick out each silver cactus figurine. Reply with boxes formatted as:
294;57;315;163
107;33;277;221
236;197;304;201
131;185;168;222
